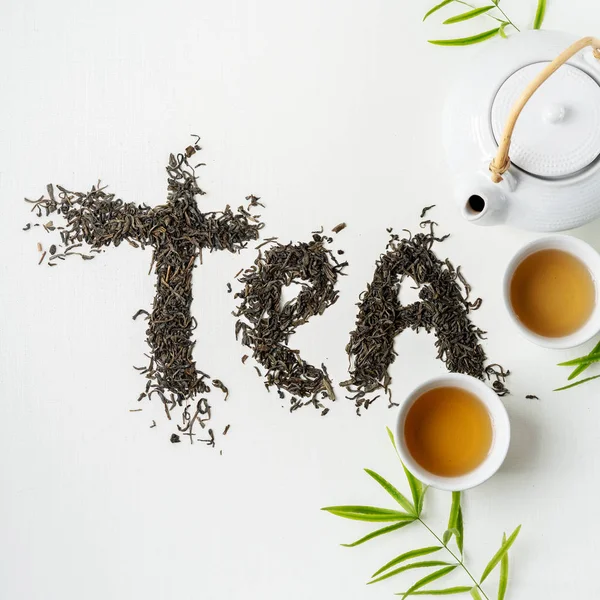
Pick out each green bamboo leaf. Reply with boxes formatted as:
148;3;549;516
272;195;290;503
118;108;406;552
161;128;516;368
341;521;413;548
569;341;600;380
429;27;500;46
398;566;458;599
480;525;521;583
403;464;424;514
385;428;425;515
396;589;472;596
423;0;454;21
470;588;483;600
568;370;582;381
365;469;415;514
533;0;546;29
370;561;453;585
321;505;416;522
445;492;463;553
570;363;595;380
417;485;429;516
443;528;459;546
557;353;600;367
448;492;460;530
387;426;401;458
443;6;495;24
456;506;464;555
498;533;508;600
554;375;600;392
499;22;508;38
372;546;443;578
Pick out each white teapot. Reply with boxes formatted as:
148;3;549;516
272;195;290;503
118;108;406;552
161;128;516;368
443;31;600;232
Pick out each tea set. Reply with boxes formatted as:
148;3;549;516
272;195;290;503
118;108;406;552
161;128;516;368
444;30;600;232
395;32;600;490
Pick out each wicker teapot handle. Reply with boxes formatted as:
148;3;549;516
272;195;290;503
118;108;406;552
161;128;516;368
489;36;600;183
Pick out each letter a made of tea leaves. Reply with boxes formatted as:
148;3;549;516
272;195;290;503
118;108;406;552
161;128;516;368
321;428;521;598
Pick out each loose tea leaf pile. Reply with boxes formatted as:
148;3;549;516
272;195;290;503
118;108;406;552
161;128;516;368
342;220;508;411
25;140;508;443
234;231;347;413
24;141;264;443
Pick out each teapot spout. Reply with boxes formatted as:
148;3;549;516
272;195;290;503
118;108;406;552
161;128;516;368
456;174;509;226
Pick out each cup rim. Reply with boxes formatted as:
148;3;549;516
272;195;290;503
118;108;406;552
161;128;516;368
502;234;600;350
394;373;510;492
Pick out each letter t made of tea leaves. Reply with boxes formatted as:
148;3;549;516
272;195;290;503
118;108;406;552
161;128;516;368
26;144;263;435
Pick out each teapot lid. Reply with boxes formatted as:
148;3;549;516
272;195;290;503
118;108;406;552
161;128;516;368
491;62;600;178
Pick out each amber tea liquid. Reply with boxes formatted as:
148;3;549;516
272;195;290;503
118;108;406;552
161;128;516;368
404;386;492;477
510;249;595;338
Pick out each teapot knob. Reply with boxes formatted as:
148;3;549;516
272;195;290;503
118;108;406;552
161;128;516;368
543;103;566;124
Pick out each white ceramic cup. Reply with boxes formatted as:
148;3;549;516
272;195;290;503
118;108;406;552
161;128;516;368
502;235;600;349
394;373;510;491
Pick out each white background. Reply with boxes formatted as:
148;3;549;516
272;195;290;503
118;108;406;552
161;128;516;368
2;1;600;599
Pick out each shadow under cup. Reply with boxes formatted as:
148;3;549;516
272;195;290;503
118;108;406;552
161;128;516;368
394;374;510;492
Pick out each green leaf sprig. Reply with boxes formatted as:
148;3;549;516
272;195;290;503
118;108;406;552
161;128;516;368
424;0;547;47
322;428;521;598
533;0;546;29
555;339;600;391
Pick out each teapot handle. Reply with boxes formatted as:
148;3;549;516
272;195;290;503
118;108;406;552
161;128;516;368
489;36;600;183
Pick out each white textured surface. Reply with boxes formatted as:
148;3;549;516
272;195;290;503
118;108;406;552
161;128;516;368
2;2;600;599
